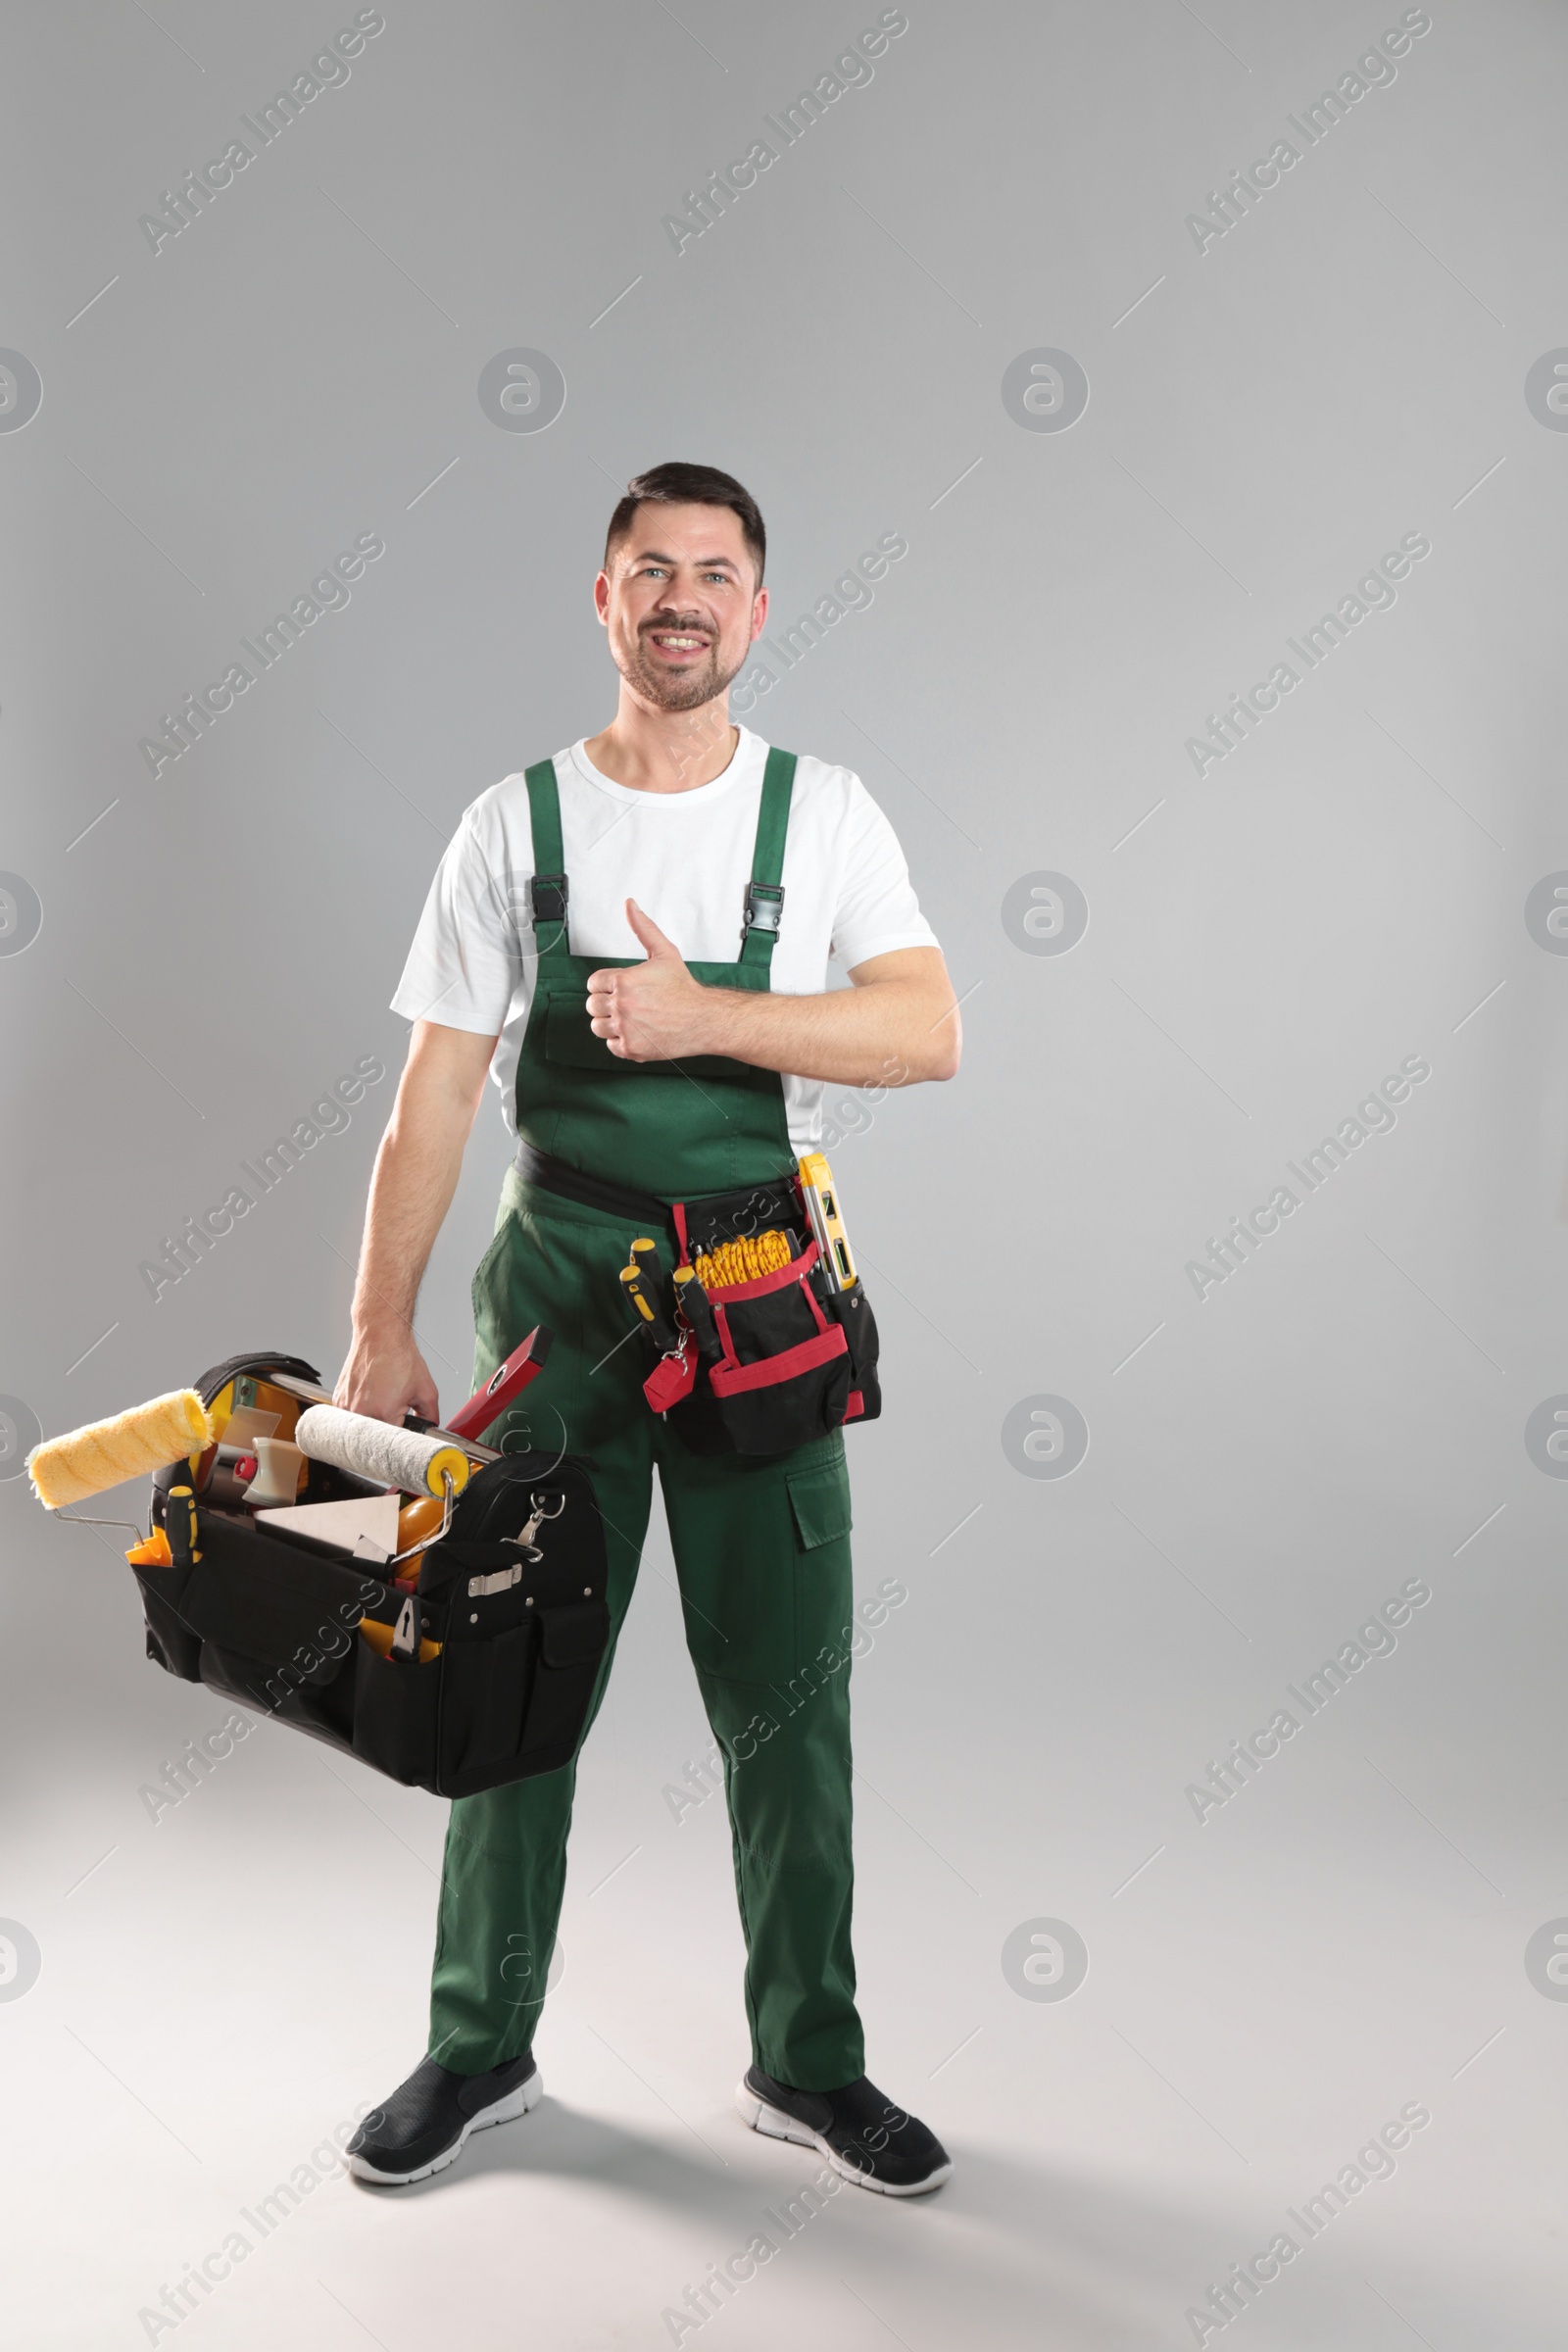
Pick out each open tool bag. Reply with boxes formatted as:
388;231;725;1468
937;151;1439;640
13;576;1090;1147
130;1352;610;1798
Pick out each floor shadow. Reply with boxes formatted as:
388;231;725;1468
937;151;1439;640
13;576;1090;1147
350;2097;1564;2350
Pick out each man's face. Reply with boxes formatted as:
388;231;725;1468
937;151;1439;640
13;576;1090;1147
596;503;767;713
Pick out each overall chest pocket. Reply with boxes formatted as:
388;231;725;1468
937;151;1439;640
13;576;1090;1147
542;993;769;1084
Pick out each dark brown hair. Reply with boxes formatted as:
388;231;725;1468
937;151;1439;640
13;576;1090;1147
604;462;765;586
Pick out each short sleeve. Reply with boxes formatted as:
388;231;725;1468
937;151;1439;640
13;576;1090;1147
388;799;528;1036
830;777;941;970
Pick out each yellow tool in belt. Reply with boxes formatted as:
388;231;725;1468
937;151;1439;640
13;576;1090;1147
621;1241;679;1352
672;1264;720;1355
797;1152;857;1291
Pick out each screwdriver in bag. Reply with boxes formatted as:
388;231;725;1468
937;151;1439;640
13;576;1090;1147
672;1264;720;1357
621;1244;679;1354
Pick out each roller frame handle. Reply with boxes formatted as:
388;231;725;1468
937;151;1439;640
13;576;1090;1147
443;1325;554;1441
262;1368;510;1463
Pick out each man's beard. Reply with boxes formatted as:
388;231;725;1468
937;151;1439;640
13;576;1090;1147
619;621;745;712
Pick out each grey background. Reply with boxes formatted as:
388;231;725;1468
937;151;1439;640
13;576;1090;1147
4;2;1566;2344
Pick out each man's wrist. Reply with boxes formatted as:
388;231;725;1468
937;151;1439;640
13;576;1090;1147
691;980;749;1056
351;1301;415;1345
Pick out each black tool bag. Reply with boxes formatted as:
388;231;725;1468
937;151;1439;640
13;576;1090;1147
133;1352;611;1798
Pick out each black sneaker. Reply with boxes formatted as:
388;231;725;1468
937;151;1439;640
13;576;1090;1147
345;2049;541;2186
736;2064;953;2196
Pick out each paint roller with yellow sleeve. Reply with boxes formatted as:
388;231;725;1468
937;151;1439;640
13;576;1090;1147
26;1390;215;1511
26;1391;472;1517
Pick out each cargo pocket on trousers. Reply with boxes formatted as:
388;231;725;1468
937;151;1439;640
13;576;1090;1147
786;1455;853;1551
786;1447;855;1672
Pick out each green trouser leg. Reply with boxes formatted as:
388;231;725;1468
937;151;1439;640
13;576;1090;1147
658;1431;862;2089
427;1172;865;2092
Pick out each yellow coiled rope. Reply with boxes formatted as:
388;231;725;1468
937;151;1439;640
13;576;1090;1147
692;1229;793;1289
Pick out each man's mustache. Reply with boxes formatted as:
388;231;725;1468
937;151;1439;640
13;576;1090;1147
641;615;714;640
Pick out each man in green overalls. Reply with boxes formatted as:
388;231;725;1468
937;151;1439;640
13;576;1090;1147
338;463;961;2194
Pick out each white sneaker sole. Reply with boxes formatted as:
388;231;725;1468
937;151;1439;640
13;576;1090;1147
347;2065;544;2186
733;2078;953;2197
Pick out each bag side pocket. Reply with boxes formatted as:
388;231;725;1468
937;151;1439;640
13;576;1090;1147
352;1632;443;1788
439;1623;536;1791
515;1598;611;1774
134;1567;203;1681
825;1283;881;1421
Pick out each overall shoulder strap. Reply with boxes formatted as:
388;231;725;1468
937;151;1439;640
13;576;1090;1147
738;746;796;971
523;759;569;958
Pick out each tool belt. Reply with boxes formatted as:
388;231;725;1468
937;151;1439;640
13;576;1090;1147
132;1351;611;1798
514;1142;882;1457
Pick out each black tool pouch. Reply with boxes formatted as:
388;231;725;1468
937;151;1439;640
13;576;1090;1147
694;1242;852;1452
131;1353;611;1796
661;1180;875;1457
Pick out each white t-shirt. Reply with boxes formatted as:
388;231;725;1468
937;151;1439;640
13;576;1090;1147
388;727;940;1153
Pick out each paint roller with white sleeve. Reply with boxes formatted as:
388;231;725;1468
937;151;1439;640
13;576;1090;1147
292;1404;472;1499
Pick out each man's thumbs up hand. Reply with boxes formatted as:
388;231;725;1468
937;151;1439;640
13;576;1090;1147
624;899;680;960
586;900;711;1061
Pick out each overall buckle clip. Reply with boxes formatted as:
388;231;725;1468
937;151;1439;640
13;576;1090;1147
743;880;784;940
529;871;569;927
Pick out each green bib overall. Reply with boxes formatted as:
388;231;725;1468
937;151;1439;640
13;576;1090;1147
427;746;866;2091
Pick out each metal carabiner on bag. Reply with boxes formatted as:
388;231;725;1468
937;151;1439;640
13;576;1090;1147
505;1488;566;1561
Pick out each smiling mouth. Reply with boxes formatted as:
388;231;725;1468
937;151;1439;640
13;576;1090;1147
646;630;712;656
